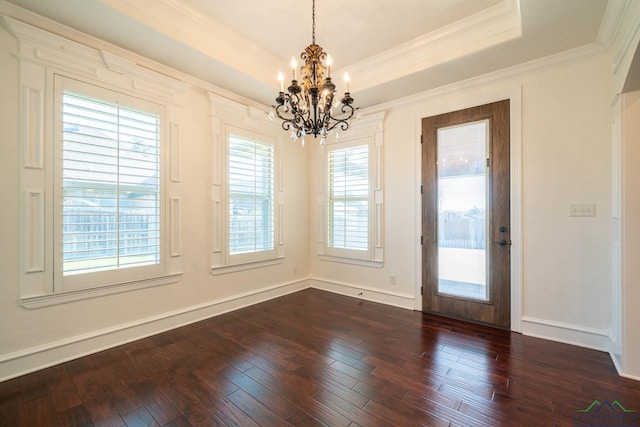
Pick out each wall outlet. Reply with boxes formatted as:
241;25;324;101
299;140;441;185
389;275;396;285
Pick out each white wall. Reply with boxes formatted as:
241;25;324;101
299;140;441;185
0;5;625;380
608;7;640;381
621;90;640;379
310;54;613;348
519;59;611;333
609;0;640;380
0;19;309;380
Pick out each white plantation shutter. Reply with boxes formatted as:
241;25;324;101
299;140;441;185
328;144;369;250
62;92;161;275
228;136;275;254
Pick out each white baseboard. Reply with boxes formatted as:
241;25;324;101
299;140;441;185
609;350;623;375
609;345;640;382
521;316;610;352
0;279;309;382
4;283;632;383
309;278;415;310
620;371;640;382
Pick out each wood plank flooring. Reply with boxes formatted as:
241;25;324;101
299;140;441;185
1;288;639;426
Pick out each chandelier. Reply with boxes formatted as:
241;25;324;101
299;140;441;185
270;0;357;145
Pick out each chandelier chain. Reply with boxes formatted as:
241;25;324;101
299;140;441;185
312;0;316;45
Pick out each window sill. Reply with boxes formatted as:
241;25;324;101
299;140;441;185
211;257;285;276
20;273;183;309
319;255;384;268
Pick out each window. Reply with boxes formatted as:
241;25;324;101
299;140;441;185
328;145;369;251
228;135;275;256
318;112;385;266
54;77;172;292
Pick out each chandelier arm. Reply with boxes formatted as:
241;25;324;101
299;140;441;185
329;103;356;121
274;103;300;132
324;104;356;133
325;117;352;133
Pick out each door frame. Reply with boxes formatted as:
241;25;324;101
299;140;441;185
414;86;522;332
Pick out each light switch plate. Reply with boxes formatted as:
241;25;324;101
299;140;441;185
570;203;596;217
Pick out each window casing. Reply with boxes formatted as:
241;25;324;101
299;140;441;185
54;77;167;291
209;96;284;274
11;17;185;307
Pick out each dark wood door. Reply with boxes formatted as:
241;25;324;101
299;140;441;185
421;100;510;328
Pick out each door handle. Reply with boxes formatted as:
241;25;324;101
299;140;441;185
494;239;509;246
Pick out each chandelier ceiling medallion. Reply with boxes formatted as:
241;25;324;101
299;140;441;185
270;0;358;145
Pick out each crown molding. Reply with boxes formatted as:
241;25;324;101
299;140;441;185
365;41;609;113
341;0;522;92
98;0;281;87
597;0;630;48
0;0;273;109
610;0;640;75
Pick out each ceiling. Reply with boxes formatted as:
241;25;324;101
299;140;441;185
2;0;618;108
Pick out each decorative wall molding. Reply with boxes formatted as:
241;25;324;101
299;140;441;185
24;190;43;273
521;316;610;352
0;15;190;105
2;279;310;382
169;122;181;183
208;92;285;272
316;111;385;265
8;15;186;304
22;86;43;169
169;197;182;257
21;274;183;310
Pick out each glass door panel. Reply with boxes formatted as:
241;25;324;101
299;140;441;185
437;120;489;301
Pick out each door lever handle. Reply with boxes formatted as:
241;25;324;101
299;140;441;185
495;239;509;246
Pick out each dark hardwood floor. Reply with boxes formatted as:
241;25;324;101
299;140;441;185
1;289;639;426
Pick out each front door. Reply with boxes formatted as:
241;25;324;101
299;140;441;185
421;100;510;328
